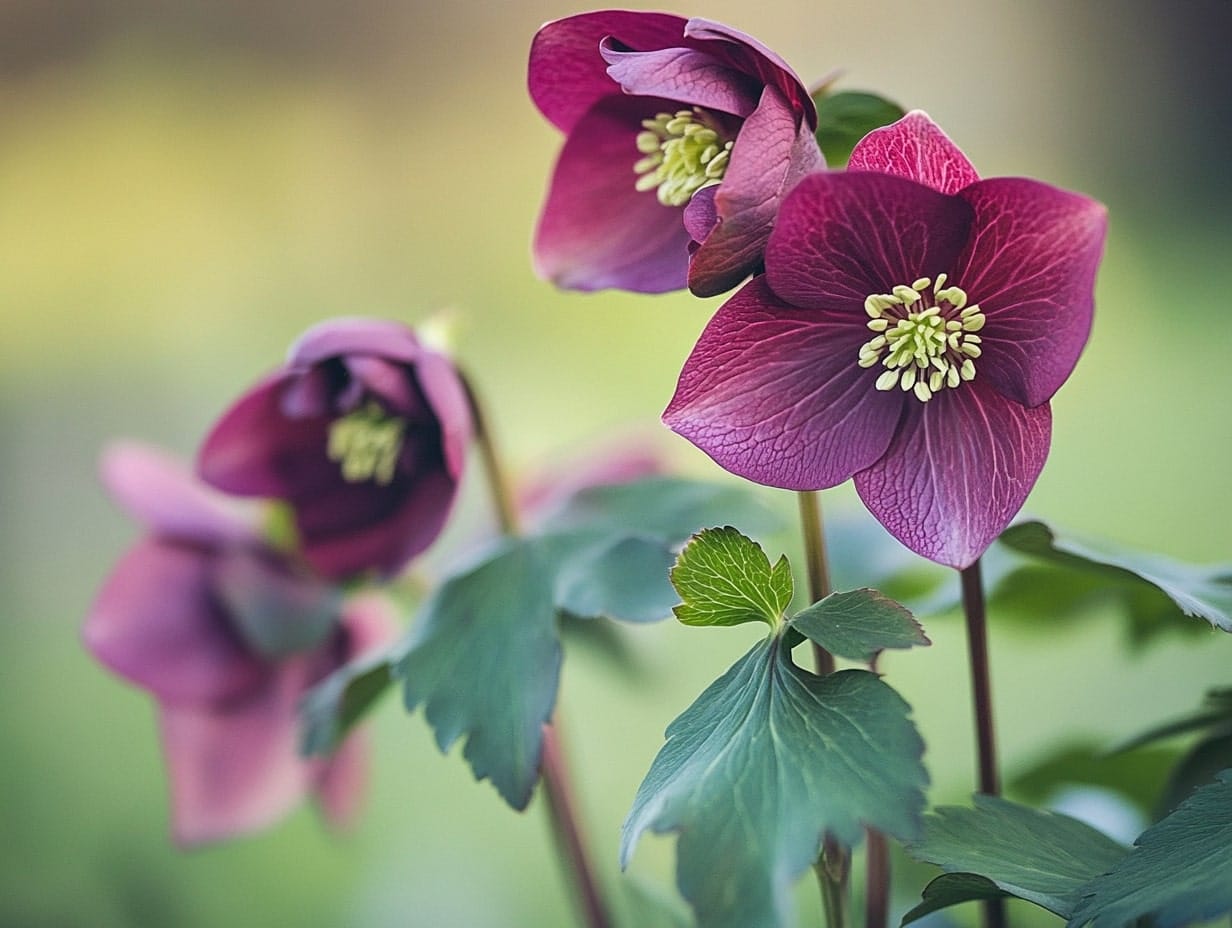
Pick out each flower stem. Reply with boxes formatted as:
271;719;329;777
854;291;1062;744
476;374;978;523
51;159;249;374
797;491;850;928
864;829;890;928
959;558;1006;928
461;370;611;928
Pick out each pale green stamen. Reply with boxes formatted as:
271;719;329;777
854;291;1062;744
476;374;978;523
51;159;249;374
326;402;407;485
858;275;986;403
634;109;734;207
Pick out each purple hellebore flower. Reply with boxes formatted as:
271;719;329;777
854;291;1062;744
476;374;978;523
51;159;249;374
83;442;398;846
197;318;472;581
664;111;1107;568
529;10;824;297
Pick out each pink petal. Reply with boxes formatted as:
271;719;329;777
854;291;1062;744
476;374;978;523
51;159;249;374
533;95;693;293
197;373;330;498
84;539;265;705
848;110;980;195
688;85;826;297
664;276;903;489
312;730;370;830
289;317;425;370
160;661;314;846
339;591;401;660
683;18;817;128
953;177;1108;407
529;11;690;132
599;40;760;117
765;171;973;310
100;441;258;546
854;381;1051;569
411;350;473;481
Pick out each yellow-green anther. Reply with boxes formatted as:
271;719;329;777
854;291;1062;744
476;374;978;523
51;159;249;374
856;274;986;402
633;108;735;207
327;402;407;486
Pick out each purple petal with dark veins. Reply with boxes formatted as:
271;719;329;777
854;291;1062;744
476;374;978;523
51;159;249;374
529;10;689;132
533;95;693;293
664;276;903;489
84;539;266;704
100;441;258;546
854;380;1051;569
684;18;817;127
683;184;719;244
848;110;980;195
160;661;312;846
953;177;1107;407
197;373;332;497
688;85;826;297
765;171;973;310
599;40;760;117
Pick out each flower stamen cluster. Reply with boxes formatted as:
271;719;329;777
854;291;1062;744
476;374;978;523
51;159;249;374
327;402;407;485
634;109;733;207
857;274;985;402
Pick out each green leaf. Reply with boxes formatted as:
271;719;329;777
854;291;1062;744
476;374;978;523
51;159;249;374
541;476;778;542
622;639;927;928
670;527;792;628
300;642;404;755
904;795;1127;920
901;873;1012;925
1112;687;1232;753
399;538;562;810
1000;520;1232;633
812;90;906;168
1069;769;1232;928
1010;742;1180;817
1158;734;1232;819
788;588;928;663
398;476;775;810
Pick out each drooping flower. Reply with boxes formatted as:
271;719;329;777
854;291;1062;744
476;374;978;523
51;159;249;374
664;111;1107;568
83;442;398;845
197;318;472;581
529;11;824;297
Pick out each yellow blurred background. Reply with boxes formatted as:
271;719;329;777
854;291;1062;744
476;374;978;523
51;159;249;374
2;1;1230;925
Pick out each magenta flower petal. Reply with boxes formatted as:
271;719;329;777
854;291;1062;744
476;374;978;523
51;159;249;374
290;317;425;369
198;373;327;498
100;441;258;546
688;85;827;297
848;110;980;195
765;171;973;309
665;277;903;489
84;539;265;705
534;95;694;293
160;662;312;847
854;381;1052;569
312;729;370;829
599;41;760;117
528;10;690;132
954;177;1108;407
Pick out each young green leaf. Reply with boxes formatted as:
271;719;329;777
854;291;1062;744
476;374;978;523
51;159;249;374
1000;520;1232;633
670;527;793;628
1069;769;1232;928
903;795;1127;922
622;639;927;928
812;90;905;168
788;588;928;663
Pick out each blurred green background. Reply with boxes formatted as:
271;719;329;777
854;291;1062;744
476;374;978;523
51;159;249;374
3;0;1231;925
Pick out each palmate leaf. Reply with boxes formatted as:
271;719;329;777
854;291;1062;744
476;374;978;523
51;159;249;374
1000;520;1232;633
902;795;1127;924
394;477;776;810
788;588;928;664
623;639;927;928
1069;769;1232;928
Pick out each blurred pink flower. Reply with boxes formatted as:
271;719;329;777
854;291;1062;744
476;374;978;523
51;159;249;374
84;442;397;846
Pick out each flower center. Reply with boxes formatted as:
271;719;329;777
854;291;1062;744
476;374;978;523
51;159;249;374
326;401;407;485
634;109;734;207
857;274;985;403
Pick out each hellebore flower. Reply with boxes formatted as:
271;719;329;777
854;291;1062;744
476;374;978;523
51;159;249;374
197;318;472;581
664;111;1107;568
83;442;398;845
529;10;824;296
